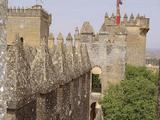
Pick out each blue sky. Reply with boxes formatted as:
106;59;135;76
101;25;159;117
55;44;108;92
9;0;160;49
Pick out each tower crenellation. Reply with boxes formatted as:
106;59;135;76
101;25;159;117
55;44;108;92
121;13;149;28
8;6;51;23
103;12;149;28
7;5;52;47
104;13;117;25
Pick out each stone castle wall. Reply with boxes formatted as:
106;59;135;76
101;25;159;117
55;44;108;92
80;13;149;92
4;4;150;119
81;22;127;92
5;33;91;120
0;0;8;119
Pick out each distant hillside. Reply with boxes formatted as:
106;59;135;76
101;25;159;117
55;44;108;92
146;49;160;58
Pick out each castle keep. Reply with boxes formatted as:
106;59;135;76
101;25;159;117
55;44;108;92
7;5;51;47
4;4;150;120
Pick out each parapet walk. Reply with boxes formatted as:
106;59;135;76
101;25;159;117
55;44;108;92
6;32;91;106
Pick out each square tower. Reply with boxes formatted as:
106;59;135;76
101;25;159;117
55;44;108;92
7;5;52;47
122;14;150;66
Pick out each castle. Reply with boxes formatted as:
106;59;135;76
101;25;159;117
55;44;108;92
5;5;91;120
80;12;149;92
3;4;150;120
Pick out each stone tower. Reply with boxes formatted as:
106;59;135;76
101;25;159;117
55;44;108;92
81;13;149;92
80;20;127;93
7;5;52;47
101;13;149;66
123;14;149;66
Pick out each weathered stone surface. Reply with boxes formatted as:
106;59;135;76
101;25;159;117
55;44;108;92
81;21;94;34
4;4;150;120
81;21;127;93
81;13;149;93
100;13;149;66
5;33;91;120
0;0;8;119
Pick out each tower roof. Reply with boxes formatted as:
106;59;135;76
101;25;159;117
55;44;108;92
105;12;109;18
80;21;94;34
66;33;73;41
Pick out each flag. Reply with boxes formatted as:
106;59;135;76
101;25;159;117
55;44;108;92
116;0;122;25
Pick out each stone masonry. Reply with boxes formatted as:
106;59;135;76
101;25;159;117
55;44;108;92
7;5;52;47
5;32;91;120
5;6;92;119
4;4;150;120
81;21;127;93
100;13;149;66
0;0;8;119
80;13;149;92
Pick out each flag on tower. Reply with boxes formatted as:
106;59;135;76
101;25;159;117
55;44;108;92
116;0;123;25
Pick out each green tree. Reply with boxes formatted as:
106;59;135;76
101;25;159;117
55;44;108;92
101;65;158;120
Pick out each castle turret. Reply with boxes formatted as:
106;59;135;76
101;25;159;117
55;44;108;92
7;5;52;47
80;21;94;43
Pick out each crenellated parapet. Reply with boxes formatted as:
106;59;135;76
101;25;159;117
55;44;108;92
8;5;52;25
104;12;149;29
7;5;52;47
5;32;91;120
121;13;149;29
6;33;91;105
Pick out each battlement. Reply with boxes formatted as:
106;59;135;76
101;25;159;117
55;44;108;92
6;32;91;95
8;5;51;24
104;13;149;28
6;33;91;119
81;21;95;34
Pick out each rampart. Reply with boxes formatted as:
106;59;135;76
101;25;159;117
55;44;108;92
4;32;91;120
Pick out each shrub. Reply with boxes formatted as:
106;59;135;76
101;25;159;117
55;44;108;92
101;65;158;120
